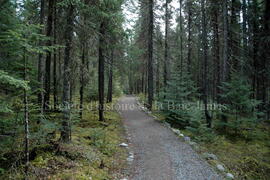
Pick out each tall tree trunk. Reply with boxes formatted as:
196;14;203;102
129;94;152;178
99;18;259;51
201;0;212;128
211;0;220;102
179;0;183;76
37;0;45;115
231;0;240;71
53;0;58;110
141;68;144;94
222;0;229;82
44;0;54;109
156;53;160;98
221;0;229;128
187;1;192;73
107;49;113;103
60;4;74;143
242;0;247;72
79;44;85;119
23;50;29;177
98;22;105;121
58;48;62;98
265;0;270;119
258;0;270;117
144;63;148;96
148;0;154;109
164;0;169;91
252;0;259;99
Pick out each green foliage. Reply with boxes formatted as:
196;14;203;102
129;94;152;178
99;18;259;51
186;107;216;143
86;81;99;101
161;71;198;128
0;70;29;90
89;127;118;156
112;78;123;97
218;73;261;135
0;168;4;175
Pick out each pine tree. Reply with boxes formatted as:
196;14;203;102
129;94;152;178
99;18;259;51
219;73;260;135
162;70;198;128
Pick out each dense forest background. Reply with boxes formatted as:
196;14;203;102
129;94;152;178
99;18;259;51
0;0;269;179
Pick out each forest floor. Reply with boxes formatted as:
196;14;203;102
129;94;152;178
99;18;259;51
1;99;129;180
119;96;221;180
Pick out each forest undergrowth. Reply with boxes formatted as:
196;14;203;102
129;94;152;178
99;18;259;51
0;98;128;180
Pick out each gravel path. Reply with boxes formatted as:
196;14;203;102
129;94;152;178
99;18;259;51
118;96;222;180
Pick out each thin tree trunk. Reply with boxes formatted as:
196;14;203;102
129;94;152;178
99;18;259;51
179;0;183;76
60;4;74;143
98;22;105;121
53;0;58;110
221;0;229;128
258;0;270;116
37;0;45;115
148;0;154;109
242;0;247;73
141;69;144;94
164;0;169;91
201;0;212;128
187;1;192;73
44;0;54;109
58;48;62;98
265;0;270;119
107;49;113;103
222;0;229;82
156;55;160;98
211;0;220;102
23;50;29;177
252;0;259;99
231;0;240;70
79;44;85;119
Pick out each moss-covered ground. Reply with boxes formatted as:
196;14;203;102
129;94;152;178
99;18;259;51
1;99;128;180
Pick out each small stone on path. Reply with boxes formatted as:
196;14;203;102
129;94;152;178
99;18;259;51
119;143;128;147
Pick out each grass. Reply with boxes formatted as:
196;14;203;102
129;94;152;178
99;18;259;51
0;98;128;180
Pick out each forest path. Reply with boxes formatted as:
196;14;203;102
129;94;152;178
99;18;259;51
118;96;222;180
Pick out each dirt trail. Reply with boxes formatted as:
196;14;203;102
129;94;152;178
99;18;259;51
118;96;222;180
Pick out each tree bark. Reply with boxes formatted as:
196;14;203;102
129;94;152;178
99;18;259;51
98;22;105;121
211;0;220;102
187;1;192;74
201;0;212;128
258;0;270;116
60;4;74;143
37;0;45;115
53;0;58;110
242;0;247;72
221;0;229;128
179;0;183;75
107;48;113;103
222;0;229;82
164;0;169;90
252;0;259;99
44;0;54;109
79;44;85;119
231;0;240;70
23;50;29;177
147;0;154;110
